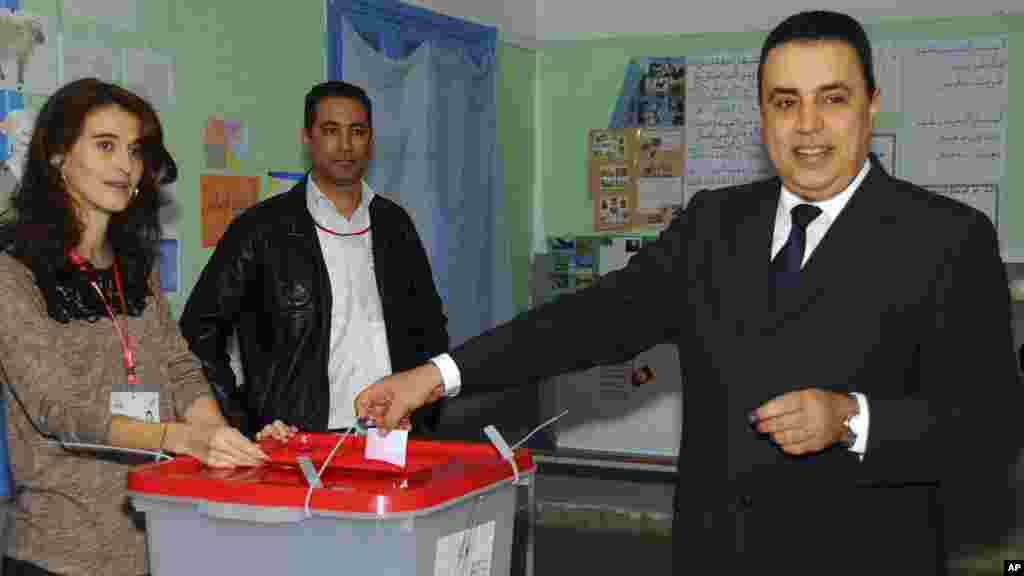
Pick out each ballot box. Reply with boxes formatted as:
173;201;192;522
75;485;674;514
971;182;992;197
127;433;535;576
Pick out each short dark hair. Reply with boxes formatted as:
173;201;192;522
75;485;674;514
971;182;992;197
303;81;373;131
758;10;876;103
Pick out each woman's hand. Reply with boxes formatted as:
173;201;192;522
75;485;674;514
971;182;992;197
255;419;298;442
183;424;268;468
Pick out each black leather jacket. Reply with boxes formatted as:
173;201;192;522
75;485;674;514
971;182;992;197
179;179;448;436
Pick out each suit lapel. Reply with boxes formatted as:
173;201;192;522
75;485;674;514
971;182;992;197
749;161;898;336
721;178;779;337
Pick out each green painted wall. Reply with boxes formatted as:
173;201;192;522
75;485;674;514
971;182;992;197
496;43;537;313
17;0;538;316
22;0;325;316
21;2;1014;319
536;15;1024;257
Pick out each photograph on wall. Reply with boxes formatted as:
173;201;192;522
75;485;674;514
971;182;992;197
589;128;638;206
595;194;631;231
609;56;686;128
589;129;626;162
599;163;628;192
545;236;577;298
573;238;596;290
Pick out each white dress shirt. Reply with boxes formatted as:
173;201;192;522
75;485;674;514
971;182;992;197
307;177;393;430
432;160;873;455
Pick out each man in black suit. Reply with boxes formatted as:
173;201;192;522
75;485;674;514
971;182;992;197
355;11;1019;574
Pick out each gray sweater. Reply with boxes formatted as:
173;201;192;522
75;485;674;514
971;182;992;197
0;253;209;575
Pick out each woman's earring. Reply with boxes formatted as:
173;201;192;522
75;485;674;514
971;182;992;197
131;187;138;200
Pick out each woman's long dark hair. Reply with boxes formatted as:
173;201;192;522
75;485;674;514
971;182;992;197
0;78;178;320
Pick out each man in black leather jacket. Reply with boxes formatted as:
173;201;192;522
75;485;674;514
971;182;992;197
179;81;448;437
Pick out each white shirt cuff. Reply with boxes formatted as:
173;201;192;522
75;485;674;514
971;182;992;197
848;392;869;459
429;353;462;397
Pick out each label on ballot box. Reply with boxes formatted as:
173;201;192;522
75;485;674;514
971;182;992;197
434;520;496;575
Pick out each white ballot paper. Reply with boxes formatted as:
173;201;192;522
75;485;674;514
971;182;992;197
365;429;408;467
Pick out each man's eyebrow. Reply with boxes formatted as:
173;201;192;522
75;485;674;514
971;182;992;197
317;120;369;129
817;82;852;93
767;87;800;98
767;83;852;97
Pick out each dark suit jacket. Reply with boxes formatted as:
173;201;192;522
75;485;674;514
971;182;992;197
450;159;1019;573
180;178;448;436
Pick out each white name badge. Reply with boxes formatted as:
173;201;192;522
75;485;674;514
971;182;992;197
111;384;159;422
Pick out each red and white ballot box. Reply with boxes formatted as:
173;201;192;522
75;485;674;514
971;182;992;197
127;433;535;576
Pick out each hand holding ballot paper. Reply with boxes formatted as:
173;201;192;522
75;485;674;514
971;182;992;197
253;414;413;468
355;363;445;434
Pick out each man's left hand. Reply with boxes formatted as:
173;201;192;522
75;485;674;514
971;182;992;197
751;389;856;455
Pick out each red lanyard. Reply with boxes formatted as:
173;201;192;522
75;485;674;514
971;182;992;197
67;250;138;386
314;220;371;237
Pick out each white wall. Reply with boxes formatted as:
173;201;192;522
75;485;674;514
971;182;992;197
407;0;1020;44
403;0;538;45
536;0;1021;40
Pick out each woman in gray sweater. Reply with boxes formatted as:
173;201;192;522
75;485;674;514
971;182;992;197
0;78;281;576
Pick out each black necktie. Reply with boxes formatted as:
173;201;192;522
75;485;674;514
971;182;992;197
773;203;822;275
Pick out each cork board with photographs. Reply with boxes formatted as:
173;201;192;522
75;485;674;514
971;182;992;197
588;128;639;231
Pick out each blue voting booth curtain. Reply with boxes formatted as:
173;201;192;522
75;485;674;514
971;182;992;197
326;0;512;348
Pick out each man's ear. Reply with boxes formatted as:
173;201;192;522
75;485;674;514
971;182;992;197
299;127;310;146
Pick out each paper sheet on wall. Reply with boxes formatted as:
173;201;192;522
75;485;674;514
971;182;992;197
61;35;117;84
544;342;683;457
684;51;774;205
870;133;896;175
597;236;643;276
200;174;260;247
0;11;58;94
923;183;998;227
636;127;684;227
64;0;139;32
871;40;903;114
204;117;247;172
902;37;1008;187
124;48;175;111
